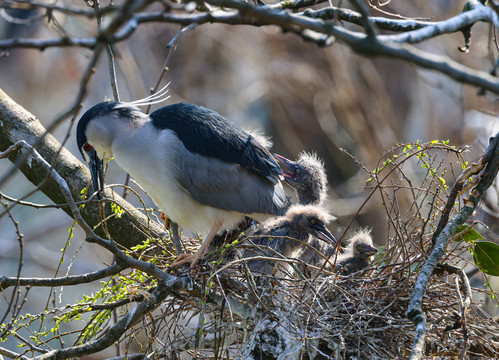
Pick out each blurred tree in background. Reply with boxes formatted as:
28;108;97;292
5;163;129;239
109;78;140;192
0;0;498;359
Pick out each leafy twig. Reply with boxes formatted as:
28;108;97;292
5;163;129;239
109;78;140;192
407;132;499;360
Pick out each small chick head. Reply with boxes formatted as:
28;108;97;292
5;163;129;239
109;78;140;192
285;204;337;245
348;229;377;259
274;152;328;204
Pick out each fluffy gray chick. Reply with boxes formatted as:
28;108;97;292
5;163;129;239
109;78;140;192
238;204;337;276
336;229;377;275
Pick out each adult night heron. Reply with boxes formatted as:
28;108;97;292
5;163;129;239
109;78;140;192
76;89;291;266
237;204;337;276
336;229;377;275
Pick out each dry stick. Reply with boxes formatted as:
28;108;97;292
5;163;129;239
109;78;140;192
407;132;499;360
456;276;470;360
435;262;472;358
94;4;122;356
0;263;125;289
0;197;24;335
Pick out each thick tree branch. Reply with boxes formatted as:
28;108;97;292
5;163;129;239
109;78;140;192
1;2;499;94
406;132;499;360
302;7;429;31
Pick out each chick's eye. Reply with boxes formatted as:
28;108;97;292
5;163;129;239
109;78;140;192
356;245;362;251
295;168;301;174
310;219;316;224
83;143;92;152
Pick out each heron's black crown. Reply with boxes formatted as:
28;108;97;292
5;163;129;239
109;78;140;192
76;101;141;158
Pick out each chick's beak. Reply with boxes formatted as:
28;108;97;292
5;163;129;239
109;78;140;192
312;223;337;246
363;246;378;257
273;153;295;180
88;148;104;199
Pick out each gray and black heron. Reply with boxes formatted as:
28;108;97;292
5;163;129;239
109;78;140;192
238;204;337;275
336;229;377;275
76;90;291;266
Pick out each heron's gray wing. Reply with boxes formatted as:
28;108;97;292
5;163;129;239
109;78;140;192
175;149;290;215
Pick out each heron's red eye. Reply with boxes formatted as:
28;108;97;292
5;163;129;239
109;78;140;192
83;143;92;152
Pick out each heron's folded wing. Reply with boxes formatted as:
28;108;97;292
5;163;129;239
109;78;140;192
175;149;290;215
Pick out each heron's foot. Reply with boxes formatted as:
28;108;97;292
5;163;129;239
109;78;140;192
129;288;152;301
170;253;202;268
160;212;171;228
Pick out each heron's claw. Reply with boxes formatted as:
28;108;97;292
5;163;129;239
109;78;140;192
170;253;201;268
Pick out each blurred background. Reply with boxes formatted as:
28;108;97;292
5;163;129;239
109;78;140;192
0;0;498;356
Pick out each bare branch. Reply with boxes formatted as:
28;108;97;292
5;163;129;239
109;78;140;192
0;263;125;289
0;346;31;360
1;1;499;94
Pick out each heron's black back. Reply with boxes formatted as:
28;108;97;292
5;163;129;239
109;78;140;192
150;103;282;183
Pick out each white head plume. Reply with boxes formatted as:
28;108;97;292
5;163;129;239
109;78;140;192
115;82;171;109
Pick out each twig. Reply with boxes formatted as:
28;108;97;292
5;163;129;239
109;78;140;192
33;285;169;360
432;146;492;245
0;197;24;331
0;345;31;360
0;263;126;289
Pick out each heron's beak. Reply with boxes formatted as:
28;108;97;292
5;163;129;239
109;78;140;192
88;148;104;200
273;153;295;180
311;223;337;246
363;246;378;257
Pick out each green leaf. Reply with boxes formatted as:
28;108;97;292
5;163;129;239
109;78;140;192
473;241;499;276
453;225;485;242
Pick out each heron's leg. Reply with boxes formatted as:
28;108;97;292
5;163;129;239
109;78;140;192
160;212;184;256
170;222;184;256
170;219;223;267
